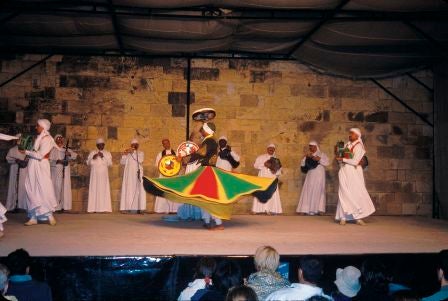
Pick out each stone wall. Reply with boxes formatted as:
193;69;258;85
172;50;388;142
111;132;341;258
0;55;434;215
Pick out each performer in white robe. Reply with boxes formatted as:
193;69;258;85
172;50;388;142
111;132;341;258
5;134;28;211
87;138;112;213
153;138;180;213
216;136;240;172
252;144;283;214
296;141;330;215
120;138;146;212
335;128;375;225
50;135;77;211
22;119;58;226
0;203;6;238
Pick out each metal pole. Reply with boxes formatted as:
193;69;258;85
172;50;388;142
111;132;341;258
0;54;53;88
186;57;191;140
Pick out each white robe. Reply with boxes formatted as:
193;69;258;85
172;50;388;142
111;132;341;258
296;150;329;214
24;131;58;217
120;150;146;211
5;146;28;210
50;146;77;210
153;150;180;213
252;153;283;214
0;203;6;231
87;149;112;213
216;148;240;171
336;140;376;220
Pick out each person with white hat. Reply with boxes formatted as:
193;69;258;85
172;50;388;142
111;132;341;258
86;138;112;212
119;138;146;213
20;119;58;226
335;128;375;225
5;133;28;211
297;140;330;215
154;138;180;214
49;134;77;211
252;144;283;215
216;136;240;172
332;266;361;300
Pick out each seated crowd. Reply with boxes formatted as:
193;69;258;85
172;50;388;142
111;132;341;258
0;248;447;301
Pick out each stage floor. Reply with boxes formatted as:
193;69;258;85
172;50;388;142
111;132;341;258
1;213;447;257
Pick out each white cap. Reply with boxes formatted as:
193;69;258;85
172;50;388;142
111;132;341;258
350;128;362;138
131;138;138;144
334;266;361;298
309;141;318;146
96;138;105;144
267;143;276;148
218;136;227;141
37;119;51;131
54;134;63;140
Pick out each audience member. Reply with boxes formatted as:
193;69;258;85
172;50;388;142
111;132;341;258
422;250;448;301
266;256;331;300
178;258;217;301
0;264;17;301
192;260;242;301
332;266;361;301
247;246;290;300
355;258;392;301
226;285;258;301
5;249;53;301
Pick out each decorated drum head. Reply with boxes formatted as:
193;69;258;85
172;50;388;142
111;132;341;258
177;141;199;158
158;155;181;177
192;108;216;121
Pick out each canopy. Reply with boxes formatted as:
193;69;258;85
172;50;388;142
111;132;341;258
1;0;448;78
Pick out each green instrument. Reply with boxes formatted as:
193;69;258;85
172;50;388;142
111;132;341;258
18;135;34;151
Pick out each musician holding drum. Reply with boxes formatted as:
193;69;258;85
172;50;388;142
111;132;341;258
252;144;283;215
296;141;330;216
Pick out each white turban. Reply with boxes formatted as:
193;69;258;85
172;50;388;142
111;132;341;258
218;136;227;141
37;119;51;131
131;138;138;144
309;141;318;146
96;138;105;144
350;128;362;138
267;143;276;149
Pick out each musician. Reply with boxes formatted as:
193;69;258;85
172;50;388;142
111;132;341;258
252;144;283;215
216;136;240;172
21;119;58;226
154;138;179;214
335;128;375;225
119;138;146;213
86;138;112;213
296;141;329;215
50;134;77;212
5;134;28;211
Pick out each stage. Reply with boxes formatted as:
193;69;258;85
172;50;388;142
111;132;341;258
1;213;447;256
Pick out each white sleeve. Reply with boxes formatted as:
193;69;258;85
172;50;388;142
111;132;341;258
105;152;113;166
230;151;240;162
318;152;330;167
120;155;127;165
138;151;144;164
342;144;365;166
86;151;95;165
300;156;306;167
254;156;265;170
155;152;162;167
6;149;16;164
25;136;54;160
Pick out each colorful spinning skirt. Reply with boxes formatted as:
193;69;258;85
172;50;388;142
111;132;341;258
143;166;278;220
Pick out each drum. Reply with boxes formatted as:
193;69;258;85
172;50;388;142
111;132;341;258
176;141;199;158
266;157;282;174
158;155;182;177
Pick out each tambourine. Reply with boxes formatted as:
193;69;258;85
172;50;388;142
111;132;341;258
158;155;182;177
192;108;216;121
176;141;199;158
